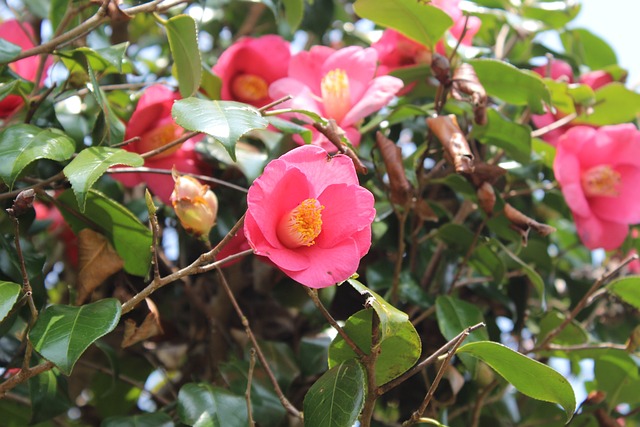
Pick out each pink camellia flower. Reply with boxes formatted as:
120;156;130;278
112;85;210;204
431;0;481;50
213;35;290;108
244;145;376;288
0;20;51;118
269;46;403;150
170;172;219;237
532;59;615;146
554;124;640;250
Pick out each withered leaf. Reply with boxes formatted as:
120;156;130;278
477;182;496;216
431;53;450;84
414;199;438;222
504;203;556;246
376;131;412;205
77;228;124;304
468;162;507;187
451;63;488;125
121;298;164;348
427;115;474;174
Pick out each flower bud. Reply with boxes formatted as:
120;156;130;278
170;173;218;237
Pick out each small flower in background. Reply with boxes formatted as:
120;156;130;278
112;85;211;204
0;20;52;118
554;124;640;250
532;59;616;146
213;35;291;108
34;202;78;266
244;145;376;288
269;46;403;151
170;172;219;238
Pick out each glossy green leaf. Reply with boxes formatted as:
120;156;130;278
593;353;640;408
436;296;488;375
0;39;21;63
303;359;366;427
538;310;588;346
282;0;304;31
172;98;268;161
29;298;122;375
29;369;71;424
561;28;617;70
457;341;576;421
467;59;550;113
329;308;421;385
178;383;248;427
0;124;75;188
57;189;152;276
0;80;19;102
88;64;125;145
103;413;174;427
49;0;71;31
268;116;312;144
59;43;134;76
607;276;640;310
577;83;640;126
166;15;202;98
63;147;143;212
473;109;532;164
0;281;21;323
494;239;545;296
532;137;556;168
353;0;452;47
201;66;222;100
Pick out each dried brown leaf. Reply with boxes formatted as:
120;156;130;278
451;63;488;125
376;131;412;205
426;115;474;174
477;182;496;216
469;162;507;187
431;53;450;84
77;229;124;304
121;298;164;348
503;203;556;246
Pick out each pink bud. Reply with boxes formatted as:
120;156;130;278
170;174;218;237
578;70;614;90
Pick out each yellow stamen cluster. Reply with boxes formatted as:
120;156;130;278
320;68;351;123
232;74;269;103
581;165;621;197
277;198;325;248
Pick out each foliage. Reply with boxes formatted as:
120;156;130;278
0;1;639;426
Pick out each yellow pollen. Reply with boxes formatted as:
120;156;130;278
277;198;325;249
581;165;621;197
320;68;351;123
231;74;269;103
140;122;183;159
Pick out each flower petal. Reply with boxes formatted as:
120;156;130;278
288;45;335;96
341;75;403;127
590;165;640;223
322;46;378;102
280;146;358;193
574;213;629;251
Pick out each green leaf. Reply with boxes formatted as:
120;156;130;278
29;299;122;375
63;147;143;212
178;383;248;427
87;63;125;145
103;413;174;427
538;310;588;346
457;341;576;421
166;15;202;98
172;98;268;161
520;1;580;29
577;83;640;126
435;296;488;375
0;281;21;323
493;239;545;296
201;65;222;100
593;353;640;408
49;0;71;31
28;369;72;424
0;124;75;188
607;276;640;310
268;116;312;144
561;28;617;70
473;109;532;164
303;359;366;427
353;0;453;47
0;39;21;63
282;0;304;31
60;43;135;76
467;59;550;113
57;189;152;276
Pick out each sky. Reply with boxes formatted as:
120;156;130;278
570;0;640;86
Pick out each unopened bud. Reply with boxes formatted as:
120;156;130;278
476;182;496;215
170;172;218;238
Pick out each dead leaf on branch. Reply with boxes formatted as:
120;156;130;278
503;203;556;246
122;298;164;348
426;115;474;174
77;228;124;304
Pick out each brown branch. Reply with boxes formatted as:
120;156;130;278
531;113;578;139
0;361;55;398
246;348;257;427
140;131;199;159
107;167;248;193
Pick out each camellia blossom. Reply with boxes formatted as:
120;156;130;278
532;59;614;146
213;35;290;108
113;85;210;204
0;20;51;118
269;46;403;150
170;172;219;237
244;145;376;288
554;124;640;250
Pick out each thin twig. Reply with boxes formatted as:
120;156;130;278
146;191;161;281
532;253;639;352
305;288;367;358
379;322;485;396
471;379;499;427
0;172;65;201
530;113;578;138
359;314;381;427
215;268;301;419
391;211;408;305
140;131;200;159
258;95;292;113
107;167;248;193
246;348;257;427
0;361;55;398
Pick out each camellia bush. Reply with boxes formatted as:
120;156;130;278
2;0;640;426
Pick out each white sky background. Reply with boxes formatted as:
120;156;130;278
570;0;640;87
